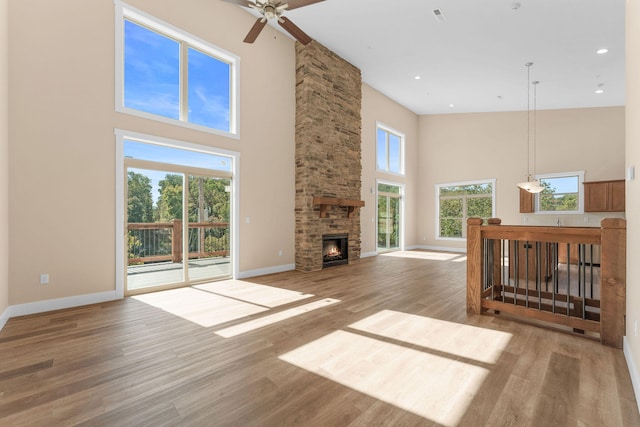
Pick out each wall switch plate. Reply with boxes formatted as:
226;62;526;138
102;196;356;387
40;274;49;285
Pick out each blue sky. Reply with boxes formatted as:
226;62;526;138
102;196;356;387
540;175;579;194
124;19;230;132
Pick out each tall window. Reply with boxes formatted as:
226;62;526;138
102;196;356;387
376;123;404;174
115;1;239;137
436;180;495;239
536;171;584;214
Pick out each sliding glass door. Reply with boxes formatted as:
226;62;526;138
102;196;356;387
186;175;231;283
377;182;403;252
127;167;185;291
123;139;233;295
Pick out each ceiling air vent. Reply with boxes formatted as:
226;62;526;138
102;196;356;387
432;8;447;22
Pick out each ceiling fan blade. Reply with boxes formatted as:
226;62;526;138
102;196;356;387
244;18;267;43
285;0;325;11
221;0;253;7
278;16;312;45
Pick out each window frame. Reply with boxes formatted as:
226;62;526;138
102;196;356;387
534;170;585;215
115;128;241;297
435;179;496;241
115;0;240;139
376;122;405;175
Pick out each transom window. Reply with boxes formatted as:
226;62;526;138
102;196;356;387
376;123;404;175
536;171;585;214
436;180;495;239
115;1;239;138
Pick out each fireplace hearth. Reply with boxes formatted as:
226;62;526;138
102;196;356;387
322;234;348;268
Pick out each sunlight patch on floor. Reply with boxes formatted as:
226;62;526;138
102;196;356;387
132;287;267;327
194;280;314;307
215;298;340;338
349;310;512;364
280;330;489;426
380;251;463;261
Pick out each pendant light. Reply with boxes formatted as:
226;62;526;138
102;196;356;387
517;62;544;193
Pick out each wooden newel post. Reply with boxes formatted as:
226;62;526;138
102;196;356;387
467;217;484;315
172;219;183;263
600;218;626;348
487;218;502;292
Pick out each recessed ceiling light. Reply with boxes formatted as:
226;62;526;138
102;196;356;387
595;89;604;94
597;48;609;54
449;104;455;107
414;75;421;80
432;8;447;22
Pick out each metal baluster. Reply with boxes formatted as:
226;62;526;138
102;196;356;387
566;243;571;316
483;239;487;291
536;241;541;311
525;241;529;308
578;244;582;297
552;242;557;313
590;244;594;299
545;242;549;292
582;244;587;320
514;240;519;305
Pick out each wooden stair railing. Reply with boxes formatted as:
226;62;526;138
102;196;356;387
466;217;626;348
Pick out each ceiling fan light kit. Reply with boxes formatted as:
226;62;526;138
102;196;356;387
223;0;324;45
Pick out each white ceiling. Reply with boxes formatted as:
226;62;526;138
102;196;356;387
249;0;626;115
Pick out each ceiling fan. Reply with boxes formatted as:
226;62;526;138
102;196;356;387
222;0;324;45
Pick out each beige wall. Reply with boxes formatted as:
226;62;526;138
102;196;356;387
418;107;625;250
0;0;8;317
625;0;640;403
8;0;295;305
361;84;419;254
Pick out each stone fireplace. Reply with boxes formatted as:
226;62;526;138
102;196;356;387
294;41;363;272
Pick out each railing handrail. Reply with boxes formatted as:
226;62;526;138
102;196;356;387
128;220;229;230
479;224;601;245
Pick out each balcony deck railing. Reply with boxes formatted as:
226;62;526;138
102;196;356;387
467;217;626;348
127;220;230;265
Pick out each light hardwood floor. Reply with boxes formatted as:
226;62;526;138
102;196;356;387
0;251;638;426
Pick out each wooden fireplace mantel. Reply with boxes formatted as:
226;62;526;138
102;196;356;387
313;196;365;218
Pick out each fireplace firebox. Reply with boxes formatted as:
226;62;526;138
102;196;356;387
322;234;348;268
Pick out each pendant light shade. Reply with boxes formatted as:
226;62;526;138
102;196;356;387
517;63;543;193
517;179;544;193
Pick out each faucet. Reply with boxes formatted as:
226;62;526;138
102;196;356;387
556;216;561;227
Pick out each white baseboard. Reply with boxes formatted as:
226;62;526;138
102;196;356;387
0;305;9;331
413;245;466;254
361;251;377;258
9;290;121;318
624;336;640;414
236;263;295;279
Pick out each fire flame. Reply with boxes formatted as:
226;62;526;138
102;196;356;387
326;246;341;257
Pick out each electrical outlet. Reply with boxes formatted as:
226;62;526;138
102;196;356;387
40;274;49;285
278;249;283;256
